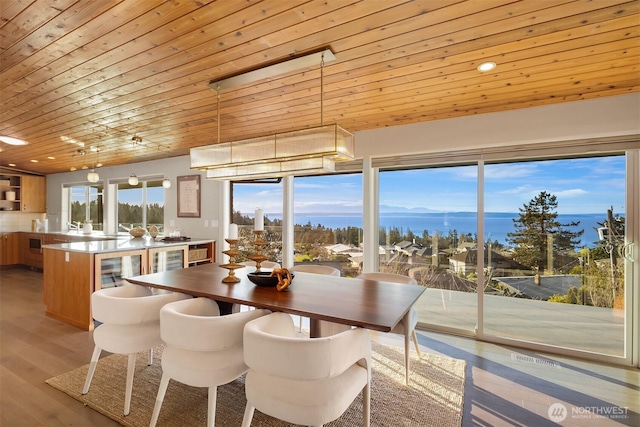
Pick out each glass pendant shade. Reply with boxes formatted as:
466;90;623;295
191;124;354;180
128;173;139;186
87;170;99;182
162;177;171;188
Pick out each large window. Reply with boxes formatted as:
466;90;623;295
117;179;165;233
69;184;103;230
293;174;363;277
231;180;283;263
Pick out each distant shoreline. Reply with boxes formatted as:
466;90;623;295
250;212;613;248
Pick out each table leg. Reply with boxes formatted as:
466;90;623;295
310;319;351;337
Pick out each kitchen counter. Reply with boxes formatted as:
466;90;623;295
43;237;213;254
43;238;216;330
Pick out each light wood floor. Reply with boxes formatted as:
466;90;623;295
1;268;638;426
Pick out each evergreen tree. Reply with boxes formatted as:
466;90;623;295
507;191;583;274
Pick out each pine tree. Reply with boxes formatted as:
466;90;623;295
507;191;583;276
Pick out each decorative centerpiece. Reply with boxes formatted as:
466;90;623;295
220;239;244;283
220;224;243;283
247;268;294;291
148;224;159;238
247;208;270;272
129;226;146;238
247;230;268;272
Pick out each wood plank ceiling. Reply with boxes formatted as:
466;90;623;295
1;0;638;176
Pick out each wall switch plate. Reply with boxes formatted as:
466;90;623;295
211;219;218;227
204;220;209;227
65;252;69;262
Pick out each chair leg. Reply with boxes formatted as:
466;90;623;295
404;331;411;385
149;373;171;427
207;386;217;427
241;403;255;427
82;345;102;394
124;353;136;416
412;330;422;358
363;382;371;427
148;348;154;365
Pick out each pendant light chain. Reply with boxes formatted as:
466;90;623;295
320;52;325;126
216;84;221;144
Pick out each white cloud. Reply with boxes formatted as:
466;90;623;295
555;188;588;198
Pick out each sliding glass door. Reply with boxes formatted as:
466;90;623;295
379;166;478;334
376;151;636;363
482;156;628;357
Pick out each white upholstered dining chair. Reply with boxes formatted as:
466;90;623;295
239;260;280;269
290;264;341;276
149;297;270;427
241;312;371;427
289;264;341;331
357;272;422;385
82;284;189;416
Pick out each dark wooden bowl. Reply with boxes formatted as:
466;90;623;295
247;271;294;287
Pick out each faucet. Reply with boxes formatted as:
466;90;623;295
67;222;81;233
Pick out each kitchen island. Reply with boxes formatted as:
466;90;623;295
42;237;215;330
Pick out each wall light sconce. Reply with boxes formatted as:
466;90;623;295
162;177;171;188
128;173;139;186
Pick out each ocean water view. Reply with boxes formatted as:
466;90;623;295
282;212;610;248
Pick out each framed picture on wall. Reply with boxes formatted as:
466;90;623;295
177;175;201;218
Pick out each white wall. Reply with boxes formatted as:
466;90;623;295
44;156;223;241
355;93;639;157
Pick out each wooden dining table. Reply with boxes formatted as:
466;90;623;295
126;263;425;338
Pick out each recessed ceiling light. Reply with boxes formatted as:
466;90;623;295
70;167;77;171
477;61;496;72
8;163;16;167
30;159;38;163
0;136;28;145
48;156;55;160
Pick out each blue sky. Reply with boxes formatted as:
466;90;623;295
114;186;165;205
234;155;626;216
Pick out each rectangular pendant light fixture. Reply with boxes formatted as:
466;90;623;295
191;124;354;179
193;48;354;180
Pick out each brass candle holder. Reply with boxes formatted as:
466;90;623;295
220;238;244;283
247;230;268;272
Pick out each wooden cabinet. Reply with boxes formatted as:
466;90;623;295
0;173;45;212
43;248;94;330
0;233;19;265
21;175;46;212
0;174;20;212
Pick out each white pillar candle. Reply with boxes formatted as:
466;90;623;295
229;223;238;239
254;208;264;231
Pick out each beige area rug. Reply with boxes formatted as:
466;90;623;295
47;342;465;426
